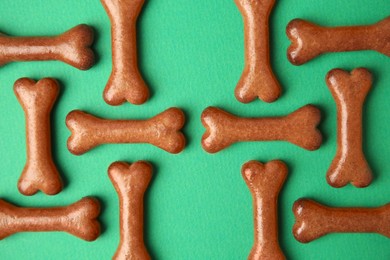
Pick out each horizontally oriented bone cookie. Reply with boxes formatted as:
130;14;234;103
14;78;63;195
0;197;101;241
287;16;390;65
242;160;287;260
234;0;281;103
66;107;185;155
108;161;152;260
326;68;372;188
0;24;95;70
293;199;390;243
201;105;322;153
101;0;149;105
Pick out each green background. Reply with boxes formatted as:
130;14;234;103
0;0;389;259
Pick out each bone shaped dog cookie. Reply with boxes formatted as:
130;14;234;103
293;199;390;243
326;68;372;188
242;160;287;260
201;105;322;153
101;0;149;105
108;161;152;260
0;197;101;241
234;0;281;103
14;78;63;196
0;24;95;70
66;107;186;155
287;16;390;65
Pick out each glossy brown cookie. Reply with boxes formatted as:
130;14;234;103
0;24;94;70
101;0;149;105
201;105;322;153
326;68;372;188
287;16;390;65
66;107;186;155
293;199;390;243
0;197;101;241
242;160;287;260
234;0;281;103
14;78;63;195
108;161;152;260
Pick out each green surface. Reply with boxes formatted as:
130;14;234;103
0;0;389;259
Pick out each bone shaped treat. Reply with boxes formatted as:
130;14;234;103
101;0;149;105
201;105;322;153
326;68;372;188
242;160;287;260
0;197;101;241
108;161;152;260
66;107;185;155
293;199;390;243
14;78;63;195
234;0;281;103
287;16;390;65
0;24;95;70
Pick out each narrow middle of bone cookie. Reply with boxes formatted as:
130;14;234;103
66;107;186;155
242;160;287;260
234;0;281;103
201;104;322;153
0;24;95;70
14;78;63;196
108;161;152;260
0;197;101;241
293;199;390;243
326;68;372;188
286;16;390;65
100;0;149;105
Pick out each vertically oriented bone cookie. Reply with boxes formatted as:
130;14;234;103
293;199;390;243
108;161;152;260
0;197;101;241
101;0;149;105
326;68;372;188
0;24;95;70
201;105;322;153
66;107;186;155
14;78;63;195
287;16;390;65
242;160;287;260
234;0;281;103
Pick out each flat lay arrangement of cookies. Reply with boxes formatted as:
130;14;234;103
0;0;389;259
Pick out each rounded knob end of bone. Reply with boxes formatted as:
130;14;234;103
103;73;150;106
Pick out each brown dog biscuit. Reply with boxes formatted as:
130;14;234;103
287;17;390;65
108;161;152;260
0;197;101;241
293;199;390;243
326;68;372;188
0;24;95;70
234;0;281;103
242;160;287;260
201;105;322;153
14;78;63;195
66;107;186;155
101;0;149;105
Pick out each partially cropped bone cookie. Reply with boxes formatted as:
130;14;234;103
326;68;372;188
0;24;95;70
287;16;390;65
14;78;63;195
242;160;287;260
108;161;152;260
66;107;186;155
201;105;322;153
0;197;101;241
101;0;149;105
293;199;390;243
234;0;281;103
